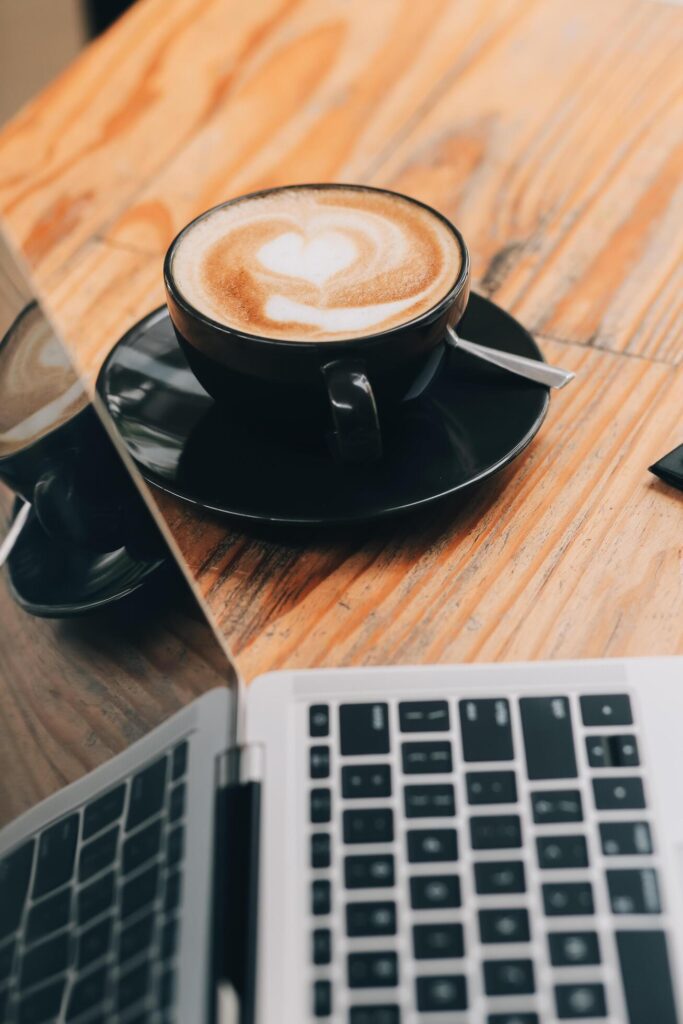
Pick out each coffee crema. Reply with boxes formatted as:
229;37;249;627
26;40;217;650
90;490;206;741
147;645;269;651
0;304;88;457
171;187;462;341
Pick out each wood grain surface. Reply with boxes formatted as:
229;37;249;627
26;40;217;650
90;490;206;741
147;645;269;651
0;0;681;817
0;485;232;827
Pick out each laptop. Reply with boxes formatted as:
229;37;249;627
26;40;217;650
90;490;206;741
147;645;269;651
1;233;682;1024
2;655;683;1024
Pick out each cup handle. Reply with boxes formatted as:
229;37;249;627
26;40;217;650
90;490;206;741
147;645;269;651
321;359;383;463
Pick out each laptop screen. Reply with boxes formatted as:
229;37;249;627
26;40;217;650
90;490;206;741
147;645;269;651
0;225;236;830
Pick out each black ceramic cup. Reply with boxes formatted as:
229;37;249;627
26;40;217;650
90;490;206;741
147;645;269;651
0;303;159;554
164;184;470;462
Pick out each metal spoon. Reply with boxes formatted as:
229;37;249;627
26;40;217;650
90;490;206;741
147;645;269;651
0;499;31;570
447;326;575;389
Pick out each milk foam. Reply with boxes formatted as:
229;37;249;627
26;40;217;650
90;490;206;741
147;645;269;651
172;187;461;341
0;306;88;457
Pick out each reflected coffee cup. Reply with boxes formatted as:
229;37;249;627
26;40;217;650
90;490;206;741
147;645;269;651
164;184;470;462
0;303;155;553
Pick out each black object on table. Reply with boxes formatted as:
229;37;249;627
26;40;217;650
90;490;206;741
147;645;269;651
649;443;683;492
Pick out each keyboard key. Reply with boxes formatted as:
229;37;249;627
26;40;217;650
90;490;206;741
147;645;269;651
600;821;652;856
607;868;661;913
312;880;331;914
127;758;167;831
348;952;398;988
413;923;464;959
408;828;457;862
33;815;79;898
580;694;632;726
0;941;15;982
0;840;34;939
78;871;115;925
160;966;174;1009
121;864;159;919
349;1008;399;1024
475;861;525;895
83;784;125;839
19;978;66;1023
488;1016;538;1024
479;909;530;944
123;820;161;874
167;824;184;867
470;815;521;850
309;705;329;737
404;784;454;818
483;959;534;995
78;916;113;968
617;930;678;1024
459;699;513;761
164;870;182;912
543;882;594;916
345;855;394;888
531;789;583;823
312;928;331;964
339;704;390;756
399;701;449;732
314;979;332;1017
119;913;154;964
537;835;588;869
549;931;600;966
310;788;331;823
416;975;467;1011
20;931;69;988
311;833;331;868
344;809;394;844
66;966;107;1020
161;918;178;960
555;983;606;1018
26;888;70;943
346;902;396;936
79;826;118;883
169;783;186;823
466;771;516;805
586;734;639;768
520;697;577;780
593;777;645;810
342;765;391;799
310;746;330;779
117;960;150;1011
171;741;188;780
402;741;452;774
410;875;460;909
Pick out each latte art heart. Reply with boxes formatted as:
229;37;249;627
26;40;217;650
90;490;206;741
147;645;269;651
257;231;357;286
172;187;461;341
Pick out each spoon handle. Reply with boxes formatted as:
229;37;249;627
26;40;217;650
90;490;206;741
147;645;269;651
447;327;575;390
0;499;31;570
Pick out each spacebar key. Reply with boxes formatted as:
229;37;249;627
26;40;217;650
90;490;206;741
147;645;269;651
616;931;679;1024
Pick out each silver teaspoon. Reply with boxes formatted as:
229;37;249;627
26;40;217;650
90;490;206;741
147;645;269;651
447;326;575;390
0;499;31;570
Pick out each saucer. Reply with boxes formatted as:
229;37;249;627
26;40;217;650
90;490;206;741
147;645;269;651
97;295;550;526
4;501;166;617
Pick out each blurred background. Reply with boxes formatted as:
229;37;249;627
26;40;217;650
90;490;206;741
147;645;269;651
0;0;136;125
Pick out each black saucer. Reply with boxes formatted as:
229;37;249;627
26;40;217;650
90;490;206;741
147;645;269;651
4;501;165;617
97;295;550;525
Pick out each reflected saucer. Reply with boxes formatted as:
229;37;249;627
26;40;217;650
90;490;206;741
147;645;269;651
97;294;550;526
4;501;165;618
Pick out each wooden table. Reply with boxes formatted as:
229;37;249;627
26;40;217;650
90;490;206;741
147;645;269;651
0;0;681;816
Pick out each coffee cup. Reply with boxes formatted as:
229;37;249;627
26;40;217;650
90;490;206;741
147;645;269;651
164;184;470;462
0;302;155;553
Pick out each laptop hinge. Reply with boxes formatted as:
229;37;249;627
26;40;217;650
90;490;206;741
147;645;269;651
211;745;263;1024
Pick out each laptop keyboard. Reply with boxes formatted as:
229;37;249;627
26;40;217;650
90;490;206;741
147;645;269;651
0;740;188;1024
306;692;679;1023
